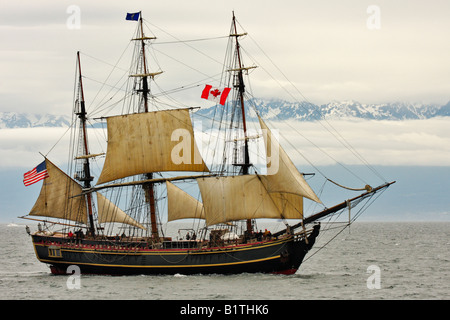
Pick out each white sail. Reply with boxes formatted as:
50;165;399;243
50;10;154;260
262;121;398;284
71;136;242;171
258;115;321;203
197;175;303;226
97;109;209;185
28;159;87;224
96;192;146;230
166;181;205;222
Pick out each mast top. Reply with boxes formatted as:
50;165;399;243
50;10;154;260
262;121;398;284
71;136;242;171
230;32;247;37
131;36;157;41
227;66;257;73
129;71;163;78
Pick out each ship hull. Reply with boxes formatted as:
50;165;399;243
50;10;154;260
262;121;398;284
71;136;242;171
31;226;319;276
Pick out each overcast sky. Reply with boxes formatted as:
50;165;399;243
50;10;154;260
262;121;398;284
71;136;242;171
1;1;450;221
0;0;449;116
0;1;449;169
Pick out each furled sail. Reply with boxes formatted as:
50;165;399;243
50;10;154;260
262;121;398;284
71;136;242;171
197;175;303;226
97;109;209;185
28;159;87;224
258;116;321;204
96;192;146;230
166;181;204;222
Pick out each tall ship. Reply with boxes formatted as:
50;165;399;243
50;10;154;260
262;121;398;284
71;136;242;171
22;12;394;275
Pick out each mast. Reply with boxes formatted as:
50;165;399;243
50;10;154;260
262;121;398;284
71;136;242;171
133;12;159;240
75;51;95;236
139;13;150;113
231;12;250;175
230;12;253;234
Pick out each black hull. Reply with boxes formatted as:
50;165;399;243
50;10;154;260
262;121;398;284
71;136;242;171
31;225;320;276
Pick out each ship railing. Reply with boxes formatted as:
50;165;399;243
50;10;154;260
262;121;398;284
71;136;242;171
292;228;313;241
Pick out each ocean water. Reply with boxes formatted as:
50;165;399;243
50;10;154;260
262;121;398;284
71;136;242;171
0;222;449;301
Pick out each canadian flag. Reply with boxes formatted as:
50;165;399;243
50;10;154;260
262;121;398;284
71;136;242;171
201;85;231;106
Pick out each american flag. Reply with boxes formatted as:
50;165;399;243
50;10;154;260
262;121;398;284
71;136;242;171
23;161;49;186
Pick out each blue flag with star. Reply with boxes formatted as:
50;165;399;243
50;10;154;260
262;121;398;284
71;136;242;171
126;12;140;21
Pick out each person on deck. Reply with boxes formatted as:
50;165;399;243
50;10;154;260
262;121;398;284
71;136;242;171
257;230;263;241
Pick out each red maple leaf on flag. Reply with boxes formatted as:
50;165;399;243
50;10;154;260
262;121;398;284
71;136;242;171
210;89;221;97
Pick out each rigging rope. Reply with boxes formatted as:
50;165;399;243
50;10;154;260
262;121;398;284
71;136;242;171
302;183;388;264
153;35;229;45
244;32;387;184
146;21;226;67
326;178;373;192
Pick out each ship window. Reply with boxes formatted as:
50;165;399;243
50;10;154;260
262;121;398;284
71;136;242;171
48;247;62;258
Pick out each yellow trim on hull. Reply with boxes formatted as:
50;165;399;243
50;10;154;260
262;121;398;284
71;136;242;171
33;237;292;256
37;254;281;269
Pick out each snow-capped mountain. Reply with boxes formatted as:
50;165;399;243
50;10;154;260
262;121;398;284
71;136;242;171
198;98;450;121
1;99;449;128
0;112;71;129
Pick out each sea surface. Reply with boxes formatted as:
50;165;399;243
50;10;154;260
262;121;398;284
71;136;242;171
0;222;449;301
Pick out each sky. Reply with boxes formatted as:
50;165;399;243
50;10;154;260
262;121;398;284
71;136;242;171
0;0;450;116
0;0;449;222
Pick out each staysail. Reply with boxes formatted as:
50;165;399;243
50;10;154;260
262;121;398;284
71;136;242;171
258;115;321;203
97;109;209;185
96;192;146;230
28;159;87;224
166;181;205;222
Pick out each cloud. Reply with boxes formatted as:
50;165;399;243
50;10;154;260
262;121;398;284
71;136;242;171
0;127;106;169
2;118;448;173
1;0;450;116
223;117;450;169
272;118;450;167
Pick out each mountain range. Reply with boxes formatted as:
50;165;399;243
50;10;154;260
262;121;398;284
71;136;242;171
1;99;449;128
198;99;450;121
0;112;72;129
